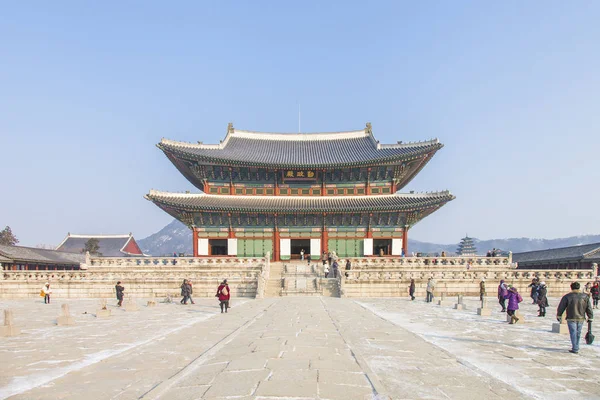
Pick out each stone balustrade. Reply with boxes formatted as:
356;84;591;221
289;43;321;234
1;256;267;299
348;256;513;268
84;255;268;269
342;267;594;297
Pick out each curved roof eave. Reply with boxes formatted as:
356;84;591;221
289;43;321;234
145;190;455;214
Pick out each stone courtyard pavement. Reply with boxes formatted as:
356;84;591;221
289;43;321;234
0;296;598;400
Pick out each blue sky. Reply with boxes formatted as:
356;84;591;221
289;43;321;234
1;2;598;247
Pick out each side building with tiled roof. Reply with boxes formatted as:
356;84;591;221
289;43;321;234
56;233;144;257
0;244;84;271
147;122;455;260
513;243;600;273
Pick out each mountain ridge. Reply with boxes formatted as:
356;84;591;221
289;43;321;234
137;219;600;256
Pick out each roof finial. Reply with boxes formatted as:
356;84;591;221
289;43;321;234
365;122;372;134
227;122;234;134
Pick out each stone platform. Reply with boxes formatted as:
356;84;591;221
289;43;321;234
0;297;598;399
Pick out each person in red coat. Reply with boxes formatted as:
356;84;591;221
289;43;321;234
216;279;230;313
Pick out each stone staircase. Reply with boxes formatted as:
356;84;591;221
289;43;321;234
265;262;285;297
266;261;340;297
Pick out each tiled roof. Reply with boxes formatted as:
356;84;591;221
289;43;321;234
512;243;600;264
145;190;455;213
56;234;141;257
158;124;442;168
0;244;84;265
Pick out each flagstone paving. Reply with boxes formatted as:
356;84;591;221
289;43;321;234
0;296;598;399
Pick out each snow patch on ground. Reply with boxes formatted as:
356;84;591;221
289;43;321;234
357;298;600;400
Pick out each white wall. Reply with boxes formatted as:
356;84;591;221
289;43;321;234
392;239;403;255
198;239;209;256
310;239;320;256
227;239;237;256
363;238;373;256
280;239;291;257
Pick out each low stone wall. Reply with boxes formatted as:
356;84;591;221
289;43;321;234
0;256;267;299
342;268;595;298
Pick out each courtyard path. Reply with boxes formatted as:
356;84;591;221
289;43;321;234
1;296;597;399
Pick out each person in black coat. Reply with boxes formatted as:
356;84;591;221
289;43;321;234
409;279;416;301
537;281;549;317
115;281;125;307
180;279;191;305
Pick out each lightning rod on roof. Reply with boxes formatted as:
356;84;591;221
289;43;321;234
298;102;301;133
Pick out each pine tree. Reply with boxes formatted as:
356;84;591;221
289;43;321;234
0;226;19;246
456;235;477;256
82;238;102;256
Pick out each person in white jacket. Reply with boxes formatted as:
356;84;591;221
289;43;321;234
42;283;52;304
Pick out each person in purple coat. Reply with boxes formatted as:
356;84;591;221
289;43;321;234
504;286;523;324
498;280;509;312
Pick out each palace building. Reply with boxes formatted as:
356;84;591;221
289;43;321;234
146;123;454;260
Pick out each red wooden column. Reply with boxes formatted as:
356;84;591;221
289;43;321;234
402;226;409;256
192;228;198;257
273;214;280;261
321;213;328;255
366;168;371;195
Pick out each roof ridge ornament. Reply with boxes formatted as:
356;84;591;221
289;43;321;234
227;122;234;134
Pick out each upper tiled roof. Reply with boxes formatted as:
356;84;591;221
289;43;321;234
145;190;455;213
56;234;143;257
158;123;442;168
512;243;600;264
0;244;84;265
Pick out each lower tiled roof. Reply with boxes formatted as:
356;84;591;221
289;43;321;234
0;244;84;265
513;243;600;264
145;190;455;213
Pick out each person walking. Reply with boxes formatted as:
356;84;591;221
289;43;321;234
216;279;230;313
332;260;339;279
504;286;523;324
498;280;509;312
557;282;594;354
528;278;540;304
42;283;52;304
327;251;332;266
307;254;311;265
479;279;486;302
324;264;330;278
537;281;548;317
426;278;435;303
322;252;327;267
180;279;191;305
345;259;352;278
115;281;125;307
300;249;305;261
409;279;416;301
187;279;195;305
591;282;599;309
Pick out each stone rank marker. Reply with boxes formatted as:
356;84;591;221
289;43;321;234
506;310;525;323
96;299;111;318
1;309;21;337
454;294;466;310
437;293;453;306
552;313;569;334
477;298;492;316
125;297;140;312
57;304;75;326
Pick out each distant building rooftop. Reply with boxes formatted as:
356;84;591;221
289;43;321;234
56;233;144;257
513;243;600;268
